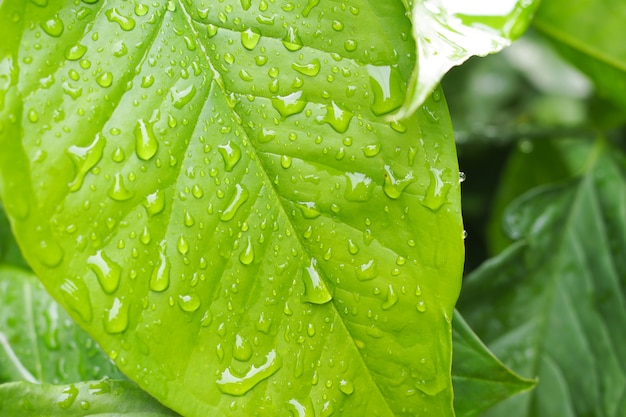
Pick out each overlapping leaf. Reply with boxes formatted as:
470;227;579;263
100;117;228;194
459;139;626;416
0;1;464;416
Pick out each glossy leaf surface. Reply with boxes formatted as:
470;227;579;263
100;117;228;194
0;266;123;384
0;378;179;417
459;140;626;417
533;0;626;111
0;1;464;416
397;0;539;119
451;313;535;417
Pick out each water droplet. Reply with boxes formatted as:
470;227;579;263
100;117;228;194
332;20;344;31
239;236;255;265
459;171;466;183
416;300;427;313
111;147;125;163
171;85;197;109
344;39;358;52
60;276;93;323
241;27;261;50
381;284;399;310
257;128;276;143
292;59;320;77
296;201;321;219
383;165;414;199
240;0;252;10
281;155;292;169
135;119;158;160
67;133;106;192
302;258;332;304
135;3;149;16
282;26;303;51
104;297;129;334
96;71;113;88
218;141;242;172
150;246;171;292
178;293;201;312
362;143;381;157
141;75;155;88
217;350;282;395
347;239;359;255
144;189;165;216
57;384;78;409
105;8;136;31
233;334;253;361
355;259;377;281
367;65;404;116
192;184;204;199
302;0;320;17
65;44;87;61
287;399;315;417
87;250;121;294
345;172;374;202
36;239;64;268
108;173;134;201
422;167;451;211
316;101;352;133
220;184;249;222
184;210;195;227
177;235;190;255
271;91;306;118
339;379;354;395
41;15;64;37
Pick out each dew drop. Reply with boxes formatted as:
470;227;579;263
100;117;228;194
302;0;320;17
135;119;158;160
256;312;272;334
111;147;125;163
257;128;276;143
87;250;122;294
362;143;381;157
96;71;113;88
421;167;451;211
184;210;195;227
355;259;377;281
292;59;320;77
177;235;190;255
233;334;253;361
57;384;78;409
104;297;129;334
281;155;292;169
171;85;197;109
416;300;427;313
345;172;374;202
296;201;321;219
339;379;354;395
143;189;165;216
178;293;201;312
239;236;255;265
216;350;282;396
67;133;106;192
347;239;359;255
343;39;358;52
65;44;87;61
36;239;64;268
105;8;136;31
241;27;261;50
271;91;306;118
302;258;332;304
150;246;171;292
108;173;134;201
316;101;352;133
60;276;93;323
220;184;249;221
367;65;404;116
218;141;242;172
383;165;414;199
282;26;303;51
381;284;399;310
41;15;64;37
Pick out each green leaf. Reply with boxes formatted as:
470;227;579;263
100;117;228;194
0;265;123;384
397;0;540;119
0;205;28;269
451;312;536;417
0;378;179;417
0;1;464;416
533;0;626;111
459;139;626;417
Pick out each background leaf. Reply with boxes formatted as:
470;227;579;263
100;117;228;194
0;265;123;384
451;313;536;417
458;139;626;417
533;0;626;112
0;1;464;416
0;378;179;417
397;0;540;119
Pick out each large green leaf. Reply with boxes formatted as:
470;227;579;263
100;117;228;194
0;1;464;416
533;0;626;111
451;313;536;417
397;0;539;119
459;139;626;417
0;265;123;384
0;378;179;416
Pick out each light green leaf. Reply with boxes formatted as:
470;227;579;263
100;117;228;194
0;378;179;417
0;266;123;384
397;0;539;119
0;1;464;416
533;0;626;111
459;139;626;417
451;312;536;417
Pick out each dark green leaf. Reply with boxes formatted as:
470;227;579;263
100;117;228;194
0;205;28;269
0;1;464;416
0;266;123;384
533;0;626;111
0;378;179;417
452;312;536;417
459;139;626;417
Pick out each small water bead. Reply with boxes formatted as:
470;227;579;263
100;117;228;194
302;259;332;305
41;15;64;37
104;297;129;334
67;133;106;192
135;119;158;160
332;20;344;31
240;0;252;10
207;23;218;37
216;350;282;396
87;250;122;294
416;300;427;313
233;334;253;361
255;55;268;66
96;71;113;88
343;39;358;52
218;141;242;171
111;147;125;162
282;26;303;51
381;284;399;310
105;8;136;31
422;167;451;211
35;238;65;268
192;184;204;198
134;3;149;16
355;259;377;281
150;247;171;292
367;65;405;116
184;210;195;227
257;128;276;143
339;379;354;395
241;27;261;50
459;171;466;183
57;384;78;409
177;236;190;255
383;165;415;200
316;101;353;133
280;155;292;169
239;236;255;265
108;173;134;201
345;172;374;202
271;91;306;118
347;239;359;255
171;85;197;109
220;184;249;222
65;44;87;60
60;276;93;323
291;59;320;77
178;293;201;312
144;189;165;216
141;75;155;88
296;201;320;219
